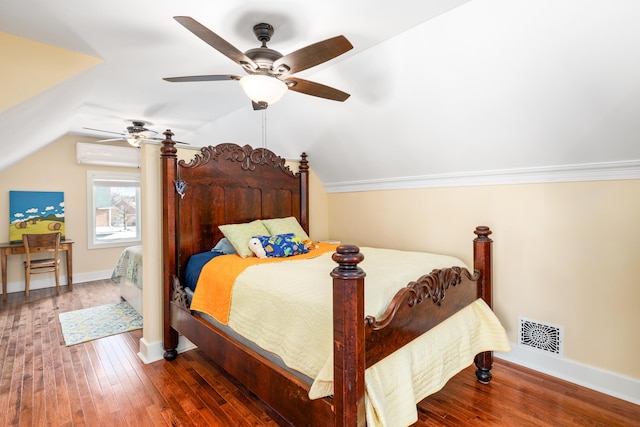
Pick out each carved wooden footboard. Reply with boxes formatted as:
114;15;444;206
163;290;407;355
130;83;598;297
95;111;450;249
160;133;494;426
330;226;493;424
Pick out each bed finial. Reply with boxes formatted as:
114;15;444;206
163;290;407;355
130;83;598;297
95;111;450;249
474;225;492;240
299;152;309;172
331;245;364;275
161;129;177;158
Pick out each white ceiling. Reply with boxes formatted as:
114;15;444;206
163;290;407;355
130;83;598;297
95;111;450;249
2;0;640;188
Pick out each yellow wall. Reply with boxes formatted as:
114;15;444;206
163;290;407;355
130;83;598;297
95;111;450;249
0;135;137;284
327;181;640;380
308;166;330;241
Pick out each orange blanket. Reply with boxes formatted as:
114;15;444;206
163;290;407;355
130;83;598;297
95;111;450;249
190;243;338;324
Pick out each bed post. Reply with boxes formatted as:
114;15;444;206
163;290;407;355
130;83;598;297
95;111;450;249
473;225;494;383
299;152;310;234
161;131;179;360
331;245;366;427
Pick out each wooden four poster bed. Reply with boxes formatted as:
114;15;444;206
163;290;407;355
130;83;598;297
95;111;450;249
160;132;508;426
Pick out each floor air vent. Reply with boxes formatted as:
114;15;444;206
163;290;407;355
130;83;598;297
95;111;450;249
519;317;563;356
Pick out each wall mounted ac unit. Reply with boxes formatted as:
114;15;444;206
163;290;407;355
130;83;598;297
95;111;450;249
76;142;140;168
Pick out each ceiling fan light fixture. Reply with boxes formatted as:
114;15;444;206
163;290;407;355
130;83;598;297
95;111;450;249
127;135;143;147
239;75;287;106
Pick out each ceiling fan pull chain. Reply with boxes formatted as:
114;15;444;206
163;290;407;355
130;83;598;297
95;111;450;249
261;109;268;163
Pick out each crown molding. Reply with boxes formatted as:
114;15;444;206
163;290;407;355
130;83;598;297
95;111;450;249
324;160;640;193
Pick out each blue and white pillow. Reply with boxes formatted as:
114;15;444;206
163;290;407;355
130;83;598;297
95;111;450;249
211;237;236;255
254;233;308;258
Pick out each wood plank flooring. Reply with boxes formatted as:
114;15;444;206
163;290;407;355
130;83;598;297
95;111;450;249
1;280;639;426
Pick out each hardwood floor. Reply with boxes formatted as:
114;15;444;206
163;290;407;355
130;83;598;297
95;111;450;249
1;280;638;426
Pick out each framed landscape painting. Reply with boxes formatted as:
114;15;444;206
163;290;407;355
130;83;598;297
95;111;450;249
9;191;65;243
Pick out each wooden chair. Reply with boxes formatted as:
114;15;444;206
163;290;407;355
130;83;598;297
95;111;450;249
22;232;62;298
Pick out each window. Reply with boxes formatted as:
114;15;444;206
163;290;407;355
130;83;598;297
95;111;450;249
87;171;141;249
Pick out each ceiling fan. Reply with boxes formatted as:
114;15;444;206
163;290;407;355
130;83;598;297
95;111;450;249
83;120;189;147
163;16;353;110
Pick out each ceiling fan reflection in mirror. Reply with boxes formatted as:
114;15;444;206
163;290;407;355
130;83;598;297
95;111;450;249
163;17;353;110
83;120;189;147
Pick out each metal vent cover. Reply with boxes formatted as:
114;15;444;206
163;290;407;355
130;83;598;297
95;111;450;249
519;317;563;356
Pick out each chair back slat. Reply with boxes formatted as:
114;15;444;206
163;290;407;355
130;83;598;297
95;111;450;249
21;232;62;298
23;232;61;267
23;232;61;250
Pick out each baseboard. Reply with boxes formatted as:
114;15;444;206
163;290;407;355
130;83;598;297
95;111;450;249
137;335;197;364
3;269;113;296
75;270;113;283
496;343;640;405
5;275;69;294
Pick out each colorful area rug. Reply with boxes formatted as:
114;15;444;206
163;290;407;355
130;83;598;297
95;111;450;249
59;301;142;346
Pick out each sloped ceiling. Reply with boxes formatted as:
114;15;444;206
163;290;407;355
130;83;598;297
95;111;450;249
1;0;639;188
0;32;102;111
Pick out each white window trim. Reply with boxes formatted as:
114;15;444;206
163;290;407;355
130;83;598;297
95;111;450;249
87;170;142;249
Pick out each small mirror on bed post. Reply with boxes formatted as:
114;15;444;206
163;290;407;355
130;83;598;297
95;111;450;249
174;179;187;199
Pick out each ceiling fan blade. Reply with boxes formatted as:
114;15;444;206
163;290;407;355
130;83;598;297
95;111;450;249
163;74;241;83
273;35;353;75
83;127;125;136
96;138;125;143
146;137;190;145
173;16;258;70
286;77;350;101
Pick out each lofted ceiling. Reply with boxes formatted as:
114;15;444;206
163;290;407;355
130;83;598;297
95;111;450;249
1;0;640;190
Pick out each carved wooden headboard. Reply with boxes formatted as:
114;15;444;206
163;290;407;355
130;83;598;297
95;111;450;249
161;136;309;282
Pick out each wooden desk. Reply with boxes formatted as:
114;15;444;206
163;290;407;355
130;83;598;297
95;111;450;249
1;239;74;301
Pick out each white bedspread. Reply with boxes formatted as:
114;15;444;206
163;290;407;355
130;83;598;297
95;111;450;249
111;245;143;289
222;247;509;427
363;298;509;426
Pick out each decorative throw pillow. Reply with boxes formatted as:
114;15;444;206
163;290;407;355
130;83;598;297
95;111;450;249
261;216;310;242
211;237;236;255
219;220;270;258
252;233;309;258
